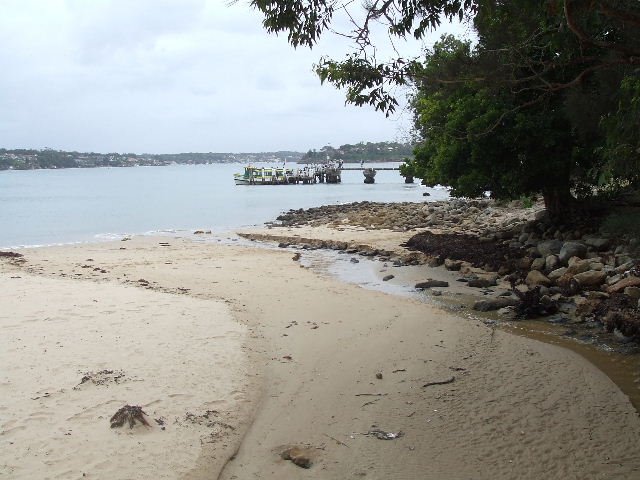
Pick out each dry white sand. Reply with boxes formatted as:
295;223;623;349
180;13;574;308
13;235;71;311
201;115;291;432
0;269;253;480
2;234;640;479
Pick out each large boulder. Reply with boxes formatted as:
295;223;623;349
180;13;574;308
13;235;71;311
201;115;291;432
545;255;560;272
444;259;463;271
608;276;640;293
467;277;498;288
415;279;450;289
573;270;607;288
537;239;563;258
583;235;611;251
531;258;546;271
548;267;567;281
566;259;593;276
624;286;640;299
473;297;518;312
558;242;588;265
526;270;552;287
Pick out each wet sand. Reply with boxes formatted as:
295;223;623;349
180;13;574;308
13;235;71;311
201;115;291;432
1;234;640;479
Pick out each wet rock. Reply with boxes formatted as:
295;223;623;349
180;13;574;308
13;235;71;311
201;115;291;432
526;270;551;287
382;274;395;281
547;314;570;324
575;297;602;318
473;297;518;312
559;242;588;264
350;258;360;264
497;306;517;318
415;279;450;289
614;328;635;344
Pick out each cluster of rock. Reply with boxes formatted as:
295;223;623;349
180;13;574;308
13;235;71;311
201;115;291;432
495;216;639;340
271;198;640;342
274;199;540;236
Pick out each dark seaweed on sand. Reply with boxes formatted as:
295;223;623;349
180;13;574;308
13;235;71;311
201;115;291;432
110;405;150;429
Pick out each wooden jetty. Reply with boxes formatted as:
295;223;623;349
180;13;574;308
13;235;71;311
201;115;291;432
234;164;400;185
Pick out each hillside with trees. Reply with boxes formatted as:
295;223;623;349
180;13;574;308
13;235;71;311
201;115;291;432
0;149;303;170
300;142;413;163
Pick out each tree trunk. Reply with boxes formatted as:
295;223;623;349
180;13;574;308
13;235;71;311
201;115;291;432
542;187;574;218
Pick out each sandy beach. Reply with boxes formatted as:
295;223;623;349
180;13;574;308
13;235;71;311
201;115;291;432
2;232;640;479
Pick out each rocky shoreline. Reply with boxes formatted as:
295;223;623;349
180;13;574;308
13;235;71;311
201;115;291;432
250;198;640;347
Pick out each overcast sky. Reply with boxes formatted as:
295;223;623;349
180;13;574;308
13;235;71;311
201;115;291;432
0;1;466;153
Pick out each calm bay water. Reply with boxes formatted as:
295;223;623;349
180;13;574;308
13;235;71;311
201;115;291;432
0;163;448;248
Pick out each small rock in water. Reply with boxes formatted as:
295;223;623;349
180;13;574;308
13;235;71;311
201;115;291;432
350;257;360;264
473;298;518;312
415;279;449;289
467;278;497;288
547;314;569;324
382;274;394;281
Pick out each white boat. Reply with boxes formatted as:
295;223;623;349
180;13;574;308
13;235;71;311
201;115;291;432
233;166;295;185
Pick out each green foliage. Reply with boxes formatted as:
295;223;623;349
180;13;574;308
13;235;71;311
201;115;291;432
597;76;640;185
519;195;535;209
252;0;640;213
398;159;417;178
251;1;640;116
410;35;580;204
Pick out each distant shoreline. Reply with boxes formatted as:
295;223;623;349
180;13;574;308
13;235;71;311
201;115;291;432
1;141;412;170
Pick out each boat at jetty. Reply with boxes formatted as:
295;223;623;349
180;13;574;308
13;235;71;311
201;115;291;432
233;163;342;185
233;166;295;185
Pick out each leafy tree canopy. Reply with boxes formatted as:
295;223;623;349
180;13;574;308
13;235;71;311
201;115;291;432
251;1;640;115
251;1;640;215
